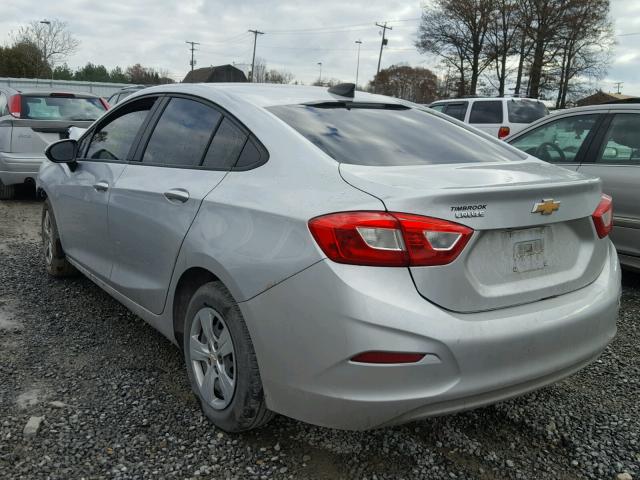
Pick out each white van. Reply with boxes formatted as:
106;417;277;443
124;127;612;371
429;97;549;139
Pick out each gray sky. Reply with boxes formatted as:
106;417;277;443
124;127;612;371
1;0;639;95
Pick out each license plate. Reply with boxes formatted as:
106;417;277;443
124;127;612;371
510;228;546;273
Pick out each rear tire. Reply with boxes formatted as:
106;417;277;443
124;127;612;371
183;281;274;432
41;200;76;277
0;181;15;200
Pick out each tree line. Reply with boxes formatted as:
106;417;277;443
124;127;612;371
0;18;174;84
415;0;613;107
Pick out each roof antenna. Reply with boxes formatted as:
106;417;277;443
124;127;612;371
328;83;355;98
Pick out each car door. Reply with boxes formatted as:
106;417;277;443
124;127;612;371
578;112;640;261
508;113;605;172
468;100;504;137
53;96;159;282
107;95;250;314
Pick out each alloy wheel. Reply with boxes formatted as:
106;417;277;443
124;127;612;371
189;307;237;410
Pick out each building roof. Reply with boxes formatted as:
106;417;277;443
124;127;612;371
576;90;637;106
183;65;247;83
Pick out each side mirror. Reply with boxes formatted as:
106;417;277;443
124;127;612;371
45;139;77;163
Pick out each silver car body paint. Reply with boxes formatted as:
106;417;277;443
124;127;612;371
38;83;621;430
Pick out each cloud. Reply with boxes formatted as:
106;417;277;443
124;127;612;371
1;0;638;95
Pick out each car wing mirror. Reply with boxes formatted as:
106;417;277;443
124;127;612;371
45;139;78;164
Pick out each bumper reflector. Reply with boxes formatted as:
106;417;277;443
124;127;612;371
350;351;426;364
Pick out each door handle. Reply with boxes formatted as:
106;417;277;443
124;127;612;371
164;188;190;203
93;181;109;192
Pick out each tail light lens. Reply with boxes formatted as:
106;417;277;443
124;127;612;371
308;211;473;267
592;194;613;238
8;94;21;118
498;126;510;139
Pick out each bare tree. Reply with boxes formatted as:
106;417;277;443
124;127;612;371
250;57;267;83
552;0;612;108
370;64;438;103
265;69;294;84
15;19;79;74
416;0;494;96
485;0;522;95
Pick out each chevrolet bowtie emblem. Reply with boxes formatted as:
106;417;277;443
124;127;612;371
531;199;561;215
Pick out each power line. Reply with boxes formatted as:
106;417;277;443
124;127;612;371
185;40;200;71
248;29;265;82
266;17;420;34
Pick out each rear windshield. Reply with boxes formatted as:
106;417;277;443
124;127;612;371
267;103;525;166
507;100;549;123
21;95;106;121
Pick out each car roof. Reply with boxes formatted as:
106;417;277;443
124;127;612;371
6;89;101;98
548;103;640;115
431;97;543;103
129;82;407;108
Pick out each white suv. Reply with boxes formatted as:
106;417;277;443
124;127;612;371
429;97;549;139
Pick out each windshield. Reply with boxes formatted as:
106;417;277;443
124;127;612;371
267;103;525;166
508;100;549;123
21;96;106;121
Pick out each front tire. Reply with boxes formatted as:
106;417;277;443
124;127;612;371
183;281;274;432
41;200;76;277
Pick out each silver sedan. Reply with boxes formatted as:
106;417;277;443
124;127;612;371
37;83;620;431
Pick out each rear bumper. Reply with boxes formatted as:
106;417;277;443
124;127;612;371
0;152;45;185
241;242;620;430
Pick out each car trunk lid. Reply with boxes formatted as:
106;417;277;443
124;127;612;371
340;159;608;313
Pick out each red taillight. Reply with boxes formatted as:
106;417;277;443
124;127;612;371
592;194;613;238
350;351;425;364
99;98;110;110
308;211;473;267
498;126;510;139
8;94;21;118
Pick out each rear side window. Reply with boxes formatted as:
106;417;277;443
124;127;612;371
469;101;503;124
430;104;445;112
443;102;467;121
267;104;525;166
21;95;105;121
85;97;156;161
202;118;247;170
142;98;221;167
508;100;548;123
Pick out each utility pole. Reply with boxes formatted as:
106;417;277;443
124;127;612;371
355;40;362;88
248;29;265;82
40;20;52;80
375;22;392;77
185;41;200;71
614;82;623;94
317;62;322;84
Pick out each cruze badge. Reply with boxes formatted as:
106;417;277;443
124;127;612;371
531;199;560;215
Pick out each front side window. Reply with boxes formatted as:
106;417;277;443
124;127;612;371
142;98;221;167
469;101;503;124
268;103;525;166
596;114;640;165
84;97;156;161
509;114;599;163
442;102;468;121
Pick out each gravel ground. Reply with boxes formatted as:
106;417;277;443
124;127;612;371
0;194;638;480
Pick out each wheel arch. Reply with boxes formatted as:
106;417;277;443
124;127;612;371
172;267;219;348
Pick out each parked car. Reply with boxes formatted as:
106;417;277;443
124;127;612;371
0;87;108;199
429;97;549;139
507;103;640;272
38;83;620;432
107;85;149;105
